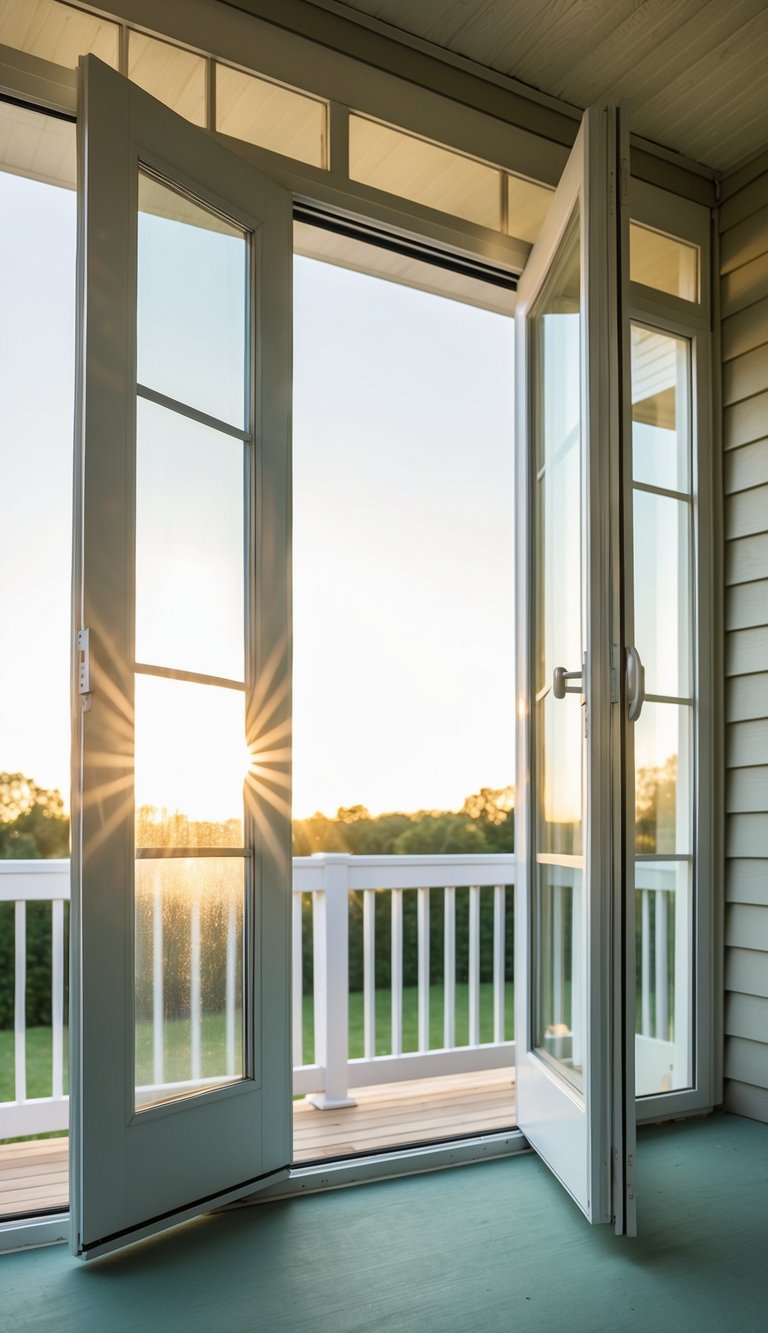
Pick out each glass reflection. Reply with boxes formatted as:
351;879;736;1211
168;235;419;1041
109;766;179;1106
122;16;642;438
631;326;690;493
635;703;692;855
137;172;247;428
135;397;245;683
534;866;583;1092
134;675;246;848
635;860;692;1095
135;857;244;1109
633;489;691;699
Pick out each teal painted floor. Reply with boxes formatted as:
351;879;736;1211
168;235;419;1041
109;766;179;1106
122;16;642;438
3;1113;767;1333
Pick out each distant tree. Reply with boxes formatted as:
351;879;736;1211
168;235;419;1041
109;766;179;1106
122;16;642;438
0;773;69;859
636;758;676;853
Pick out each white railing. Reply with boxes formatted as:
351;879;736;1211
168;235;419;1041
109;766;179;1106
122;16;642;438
0;854;516;1137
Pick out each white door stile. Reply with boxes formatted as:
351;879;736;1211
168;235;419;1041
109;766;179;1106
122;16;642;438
71;56;293;1259
514;103;636;1230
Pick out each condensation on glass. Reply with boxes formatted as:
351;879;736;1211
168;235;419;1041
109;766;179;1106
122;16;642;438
530;212;584;1092
349;115;502;232
630;222;699;302
216;64;327;168
134;169;250;1111
631;323;694;1096
0;0;119;69
128;30;207;127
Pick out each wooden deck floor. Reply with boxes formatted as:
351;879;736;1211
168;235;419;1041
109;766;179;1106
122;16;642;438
0;1068;516;1217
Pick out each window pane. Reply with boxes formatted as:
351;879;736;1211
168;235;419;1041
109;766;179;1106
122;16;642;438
635;703;692;855
534;866;583;1092
635;860;693;1095
129;30;207;127
0;107;75;828
0;0;118;68
506;174;554;244
137;172;247;429
135;398;244;683
135;676;246;848
349;115;501;231
216;64;326;168
631;326;690;492
630;222;699;301
633;490;692;699
135;857;244;1110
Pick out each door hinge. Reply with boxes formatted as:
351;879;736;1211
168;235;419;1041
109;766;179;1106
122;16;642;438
77;628;92;711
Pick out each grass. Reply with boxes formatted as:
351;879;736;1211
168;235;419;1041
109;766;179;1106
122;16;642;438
1;982;514;1119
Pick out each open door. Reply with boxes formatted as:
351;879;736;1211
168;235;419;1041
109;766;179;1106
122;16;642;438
514;104;637;1232
70;57;292;1258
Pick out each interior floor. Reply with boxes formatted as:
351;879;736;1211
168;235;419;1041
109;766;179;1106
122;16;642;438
3;1113;766;1331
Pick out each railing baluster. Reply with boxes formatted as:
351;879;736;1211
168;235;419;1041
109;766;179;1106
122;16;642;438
553;882;564;1026
417;887;430;1052
52;899;64;1100
468;885;480;1047
191;894;201;1082
443;886;455;1049
153;878;165;1087
292;891;304;1069
15;899;27;1104
226;897;237;1076
641;887;651;1037
363;889;376;1060
493;885;505;1044
391;888;403;1056
655;888;669;1041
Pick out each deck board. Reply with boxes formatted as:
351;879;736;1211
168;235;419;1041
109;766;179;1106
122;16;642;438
0;1068;515;1216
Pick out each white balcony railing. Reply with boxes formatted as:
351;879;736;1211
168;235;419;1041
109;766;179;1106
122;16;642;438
0;854;516;1139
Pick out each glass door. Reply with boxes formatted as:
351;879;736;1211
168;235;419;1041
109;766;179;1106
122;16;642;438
514;105;636;1231
71;57;292;1258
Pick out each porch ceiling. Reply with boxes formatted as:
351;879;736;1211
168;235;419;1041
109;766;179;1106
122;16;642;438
310;0;768;175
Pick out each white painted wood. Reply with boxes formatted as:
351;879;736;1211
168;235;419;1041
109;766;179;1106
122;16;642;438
14;901;26;1106
51;899;64;1102
308;859;355;1109
655;892;669;1040
152;880;164;1087
443;887;456;1050
641;890;651;1036
190;896;202;1083
291;893;304;1069
71;56;293;1257
391;889;403;1057
226;899;237;1077
417;887;430;1052
493;886;505;1043
363;889;376;1059
468;886;480;1048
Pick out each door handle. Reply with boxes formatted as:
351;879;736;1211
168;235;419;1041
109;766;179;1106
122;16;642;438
626;646;645;722
553;665;583;699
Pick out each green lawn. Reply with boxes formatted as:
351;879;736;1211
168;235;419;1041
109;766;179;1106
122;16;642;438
1;981;514;1135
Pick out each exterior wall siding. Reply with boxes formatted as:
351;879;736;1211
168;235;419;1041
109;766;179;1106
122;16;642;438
721;165;768;1122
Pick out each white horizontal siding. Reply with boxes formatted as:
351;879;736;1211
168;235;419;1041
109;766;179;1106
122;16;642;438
721;163;768;1122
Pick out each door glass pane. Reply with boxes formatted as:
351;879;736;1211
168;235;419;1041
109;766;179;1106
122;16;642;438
629;223;699;302
635;860;692;1094
530;210;584;1088
134;675;246;848
135;857;244;1109
635;703;692;856
631;326;690;492
135;398;245;682
633;489;692;698
137;172;247;428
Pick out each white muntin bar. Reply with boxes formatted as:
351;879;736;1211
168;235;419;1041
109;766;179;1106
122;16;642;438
417;887;430;1052
291;892;304;1069
391;888;404;1057
363;889;376;1060
14;899;27;1104
443;886;456;1049
52;898;65;1100
493;885;506;1044
226;898;238;1076
468;886;481;1047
